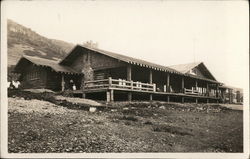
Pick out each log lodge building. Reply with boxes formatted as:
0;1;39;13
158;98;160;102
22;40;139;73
14;44;230;103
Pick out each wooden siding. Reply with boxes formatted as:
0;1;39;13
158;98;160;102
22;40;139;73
94;67;127;80
70;49;126;73
46;69;62;91
191;67;206;79
20;65;47;89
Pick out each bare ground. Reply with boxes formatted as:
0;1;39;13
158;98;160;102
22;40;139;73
8;96;243;153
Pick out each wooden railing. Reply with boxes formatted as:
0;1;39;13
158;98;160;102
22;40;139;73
184;88;199;95
83;78;219;98
84;78;155;92
184;88;218;98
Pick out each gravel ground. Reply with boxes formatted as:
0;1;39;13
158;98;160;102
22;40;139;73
54;96;102;106
8;97;77;114
8;97;243;153
219;104;243;111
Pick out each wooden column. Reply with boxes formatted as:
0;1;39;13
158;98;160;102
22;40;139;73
149;69;153;84
181;97;184;103
207;98;209;103
106;91;110;102
110;90;114;102
167;96;170;102
181;77;184;93
221;89;225;103
61;74;65;91
127;65;132;101
216;84;219;98
127;64;132;81
206;83;209;96
195;80;198;90
108;77;112;87
166;73;170;92
128;92;132;101
195;98;198;104
149;70;153;100
149;94;153;101
82;93;86;99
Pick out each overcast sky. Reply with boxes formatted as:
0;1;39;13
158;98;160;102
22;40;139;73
2;0;249;89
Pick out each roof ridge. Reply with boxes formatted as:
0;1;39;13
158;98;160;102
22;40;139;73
168;61;202;67
23;54;60;63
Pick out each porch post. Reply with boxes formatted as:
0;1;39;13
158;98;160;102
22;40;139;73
221;89;225;103
181;77;184;93
106;91;110;102
110;89;114;102
127;64;132;101
61;74;65;91
82;93;86;99
167;96;170;102
207;98;209;103
127;64;132;81
206;83;209;96
181;97;184;103
216;84;219;98
128;92;132;101
149;94;153;101
195;98;198;104
166;73;170;92
195;80;198;90
149;69;153;101
149;69;152;84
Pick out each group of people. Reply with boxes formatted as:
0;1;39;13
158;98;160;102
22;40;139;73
8;80;20;89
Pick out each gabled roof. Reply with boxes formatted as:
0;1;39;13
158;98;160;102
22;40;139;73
169;62;201;74
169;62;217;81
14;55;81;74
60;45;220;83
60;45;182;74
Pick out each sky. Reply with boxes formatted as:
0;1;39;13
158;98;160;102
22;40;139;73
2;0;249;89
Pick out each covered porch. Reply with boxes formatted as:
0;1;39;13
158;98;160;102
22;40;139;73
78;64;223;103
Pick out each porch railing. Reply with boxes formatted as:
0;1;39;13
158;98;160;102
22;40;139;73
184;88;217;97
184;88;199;95
83;78;219;98
84;78;156;92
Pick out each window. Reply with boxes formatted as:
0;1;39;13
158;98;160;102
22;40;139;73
26;70;39;80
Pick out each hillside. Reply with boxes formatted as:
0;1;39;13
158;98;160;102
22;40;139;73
7;19;74;66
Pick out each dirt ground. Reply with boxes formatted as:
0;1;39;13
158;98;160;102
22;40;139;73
8;97;243;153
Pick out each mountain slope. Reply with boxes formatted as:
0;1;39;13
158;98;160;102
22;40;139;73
7;19;74;66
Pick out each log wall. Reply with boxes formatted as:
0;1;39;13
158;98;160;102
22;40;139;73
46;69;62;91
70;49;126;73
20;65;47;89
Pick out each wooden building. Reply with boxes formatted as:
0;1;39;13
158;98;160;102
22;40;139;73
14;44;227;103
14;55;82;91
